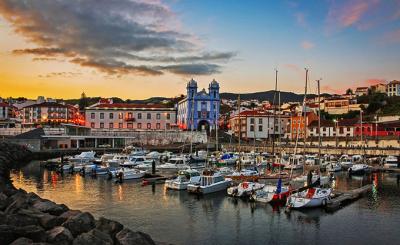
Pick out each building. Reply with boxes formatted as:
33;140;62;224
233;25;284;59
324;97;362;115
289;112;318;139
21;102;79;125
387;80;400;97
308;120;335;137
85;99;176;130
0;102;14;120
176;79;220;131
355;87;369;97
229;110;289;140
370;83;386;94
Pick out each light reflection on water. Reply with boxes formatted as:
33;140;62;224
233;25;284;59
10;161;400;245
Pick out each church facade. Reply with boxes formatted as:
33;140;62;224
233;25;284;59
177;79;220;131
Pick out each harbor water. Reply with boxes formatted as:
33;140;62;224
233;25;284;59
11;161;400;245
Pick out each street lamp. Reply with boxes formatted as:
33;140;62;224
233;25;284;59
333;119;338;147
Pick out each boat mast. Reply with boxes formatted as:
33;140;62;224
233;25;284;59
237;94;241;170
190;94;195;155
215;101;218;152
272;69;278;157
317;79;321;163
360;110;363;154
303;68;309;174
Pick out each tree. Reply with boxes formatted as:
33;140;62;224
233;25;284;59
345;88;353;95
78;92;89;110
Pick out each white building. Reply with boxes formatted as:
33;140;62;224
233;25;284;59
229;110;289;140
85;99;176;130
387;80;400;97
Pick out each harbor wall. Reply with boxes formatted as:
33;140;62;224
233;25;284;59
0;142;162;245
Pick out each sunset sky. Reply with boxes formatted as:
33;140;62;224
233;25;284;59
1;0;400;100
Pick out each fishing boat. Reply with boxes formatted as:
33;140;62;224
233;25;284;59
348;164;370;175
165;169;201;190
286;187;332;209
187;170;232;194
251;178;290;203
384;155;399;168
227;181;264;198
115;168;146;180
158;157;190;171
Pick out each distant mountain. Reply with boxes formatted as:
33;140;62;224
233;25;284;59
220;90;331;103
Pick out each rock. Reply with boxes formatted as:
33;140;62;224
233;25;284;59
4;190;29;214
116;229;156;245
0;224;46;244
10;237;33;245
40;213;67;230
46;226;73;245
60;210;81;220
32;199;68;216
73;229;113;245
96;217;123;239
6;212;40;227
62;212;95;237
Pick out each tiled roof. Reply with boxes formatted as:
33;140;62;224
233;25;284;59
308;120;334;127
24;102;68;108
92;103;172;109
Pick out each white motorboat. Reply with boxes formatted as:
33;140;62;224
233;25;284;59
136;160;157;170
339;155;353;169
227;182;264;198
69;151;96;164
384;155;399;168
251;179;290;203
158;157;190;171
95;154;114;164
326;162;342;172
218;167;234;176
292;173;330;186
218;153;239;165
230;168;259;177
190;150;208;162
165;169;201;190
348;164;370;175
284;155;304;170
115;168;146;180
146;151;160;160
287;187;332;209
121;156;147;167
187;170;232;194
305;155;318;165
125;146;147;156
82;164;109;175
107;154;129;167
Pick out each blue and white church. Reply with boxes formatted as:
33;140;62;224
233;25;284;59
177;79;220;131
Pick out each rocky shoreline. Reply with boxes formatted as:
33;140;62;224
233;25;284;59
0;142;161;245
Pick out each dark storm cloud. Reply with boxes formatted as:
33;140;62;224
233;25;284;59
0;0;235;76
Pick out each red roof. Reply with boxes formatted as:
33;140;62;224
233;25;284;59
93;103;171;109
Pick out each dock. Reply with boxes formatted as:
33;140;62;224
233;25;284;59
326;184;372;211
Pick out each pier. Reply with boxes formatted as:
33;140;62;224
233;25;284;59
326;184;373;211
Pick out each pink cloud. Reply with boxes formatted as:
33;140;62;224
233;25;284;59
301;41;314;50
359;78;387;86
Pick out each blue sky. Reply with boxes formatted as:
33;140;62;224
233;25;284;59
0;0;399;99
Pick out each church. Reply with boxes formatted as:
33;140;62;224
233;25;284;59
177;79;220;131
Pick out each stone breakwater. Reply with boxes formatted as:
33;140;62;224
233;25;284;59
0;142;160;245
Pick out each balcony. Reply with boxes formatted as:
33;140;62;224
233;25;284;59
124;118;135;122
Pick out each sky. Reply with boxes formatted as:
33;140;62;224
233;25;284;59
0;0;400;99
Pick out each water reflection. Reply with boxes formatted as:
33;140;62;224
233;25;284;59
10;161;400;245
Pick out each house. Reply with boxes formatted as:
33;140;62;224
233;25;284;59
308;120;335;137
85;99;176;130
355;87;369;97
289;111;318;139
324;97;362;115
387;80;400;97
229;110;289;140
370;83;386;94
21;101;79;125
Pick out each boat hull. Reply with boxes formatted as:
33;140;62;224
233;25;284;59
187;180;232;194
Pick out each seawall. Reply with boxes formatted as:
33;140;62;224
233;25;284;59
0;142;163;245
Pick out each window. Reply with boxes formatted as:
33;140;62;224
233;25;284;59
166;123;170;129
138;113;142;119
109;123;114;129
347;127;350;131
127;112;132;119
100;122;104;128
109;113;114;119
156;113;161;120
138;123;142;129
156;123;160;129
127;123;133;129
147;113;151;119
91;122;95;128
118;113;123;119
250;118;255;124
259;118;262;124
100;113;104;119
147;123;151;129
259;125;263;132
119;123;123;128
167;113;170;120
91;113;95;119
250;125;254;131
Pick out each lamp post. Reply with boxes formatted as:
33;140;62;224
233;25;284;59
333;119;338;147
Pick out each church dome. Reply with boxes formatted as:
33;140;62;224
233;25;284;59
187;78;198;87
210;79;219;87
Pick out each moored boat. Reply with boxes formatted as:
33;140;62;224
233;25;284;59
165;169;201;190
227;181;264;198
187;169;232;194
286;187;332;209
251;179;290;203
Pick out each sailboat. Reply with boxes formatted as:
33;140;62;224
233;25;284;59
286;72;332;209
251;178;290;203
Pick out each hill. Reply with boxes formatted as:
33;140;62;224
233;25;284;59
220;90;329;103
